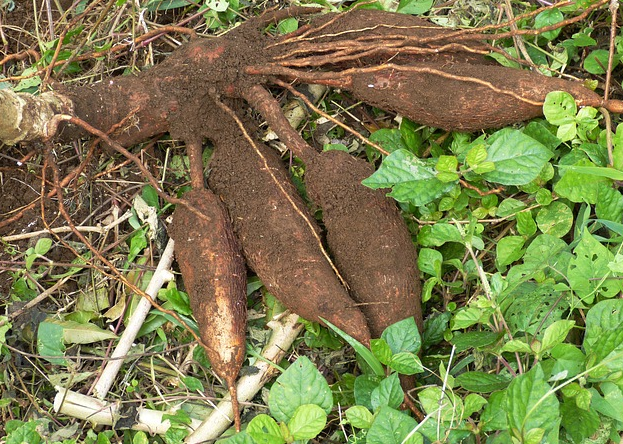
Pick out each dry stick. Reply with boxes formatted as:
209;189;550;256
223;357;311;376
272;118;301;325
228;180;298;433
41;0;110;87
605;0;619;101
271;79;389;156
0;275;72;328
91;238;176;399
503;0;534;65
54;313;301;440
0;49;40;66
54;387;204;433
213;95;349;289
41;160;204;412
1;211;132;242
603;0;619;166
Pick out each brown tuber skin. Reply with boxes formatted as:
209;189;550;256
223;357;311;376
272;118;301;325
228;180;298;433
207;111;372;345
168;188;247;431
243;85;423;337
347;62;612;131
306;151;423;337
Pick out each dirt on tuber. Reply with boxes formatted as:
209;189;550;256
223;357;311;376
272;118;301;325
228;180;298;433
306;150;423;337
168;188;247;431
207;109;372;345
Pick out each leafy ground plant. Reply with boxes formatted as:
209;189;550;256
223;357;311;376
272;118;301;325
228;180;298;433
2;1;623;444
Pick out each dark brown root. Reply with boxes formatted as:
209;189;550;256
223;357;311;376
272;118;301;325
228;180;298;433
306;150;423;337
207;110;371;345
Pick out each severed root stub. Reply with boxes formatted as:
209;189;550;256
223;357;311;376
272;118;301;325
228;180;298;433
168;188;247;432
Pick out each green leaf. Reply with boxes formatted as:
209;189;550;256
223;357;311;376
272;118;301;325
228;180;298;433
366;406;420;444
501;339;532;353
371;373;404;411
354;375;382;411
534;8;564;41
397;0;433;15
362;149;455;206
560;399;600;443
496;236;526;267
382;317;421;354
6;420;42;444
159;286;192;316
34;237;53;255
481;390;508;431
496;197;526;217
288;404;327;440
37;321;66;365
0;317;10;345
550;343;586;379
614;122;623;170
571;31;597;47
584;49;618;75
417;223;462;246
418;248;443;279
516;211;537;237
523;121;562;151
322;319;384;376
455;372;510;393
536;201;573;237
418;386;463;422
399;118;421;153
452;307;484;330
277;17;298;34
369;128;408;153
141;185;160;209
389;352;424;375
247;414;284;444
541;320;575;354
506;364;559;440
268;356;333;423
558;164;623;181
465;144;488;167
220;431;255;444
181;376;204;392
450;331;502;352
145;0;191;11
583;299;623;369
436;155;459;182
589;382;623;422
345;405;374;429
482;129;552;185
568;228;622;303
596;183;623;222
555;160;611;203
543;91;577;127
463;393;488;418
370;338;393;365
54;320;118;344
